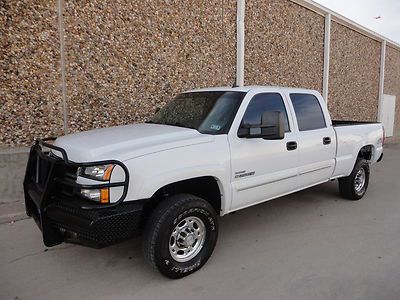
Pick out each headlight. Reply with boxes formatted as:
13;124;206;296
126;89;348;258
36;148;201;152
81;188;109;203
79;164;115;181
78;164;115;203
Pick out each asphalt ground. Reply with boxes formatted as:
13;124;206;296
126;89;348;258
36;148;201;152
0;144;399;300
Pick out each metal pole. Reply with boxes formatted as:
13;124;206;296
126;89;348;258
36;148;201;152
378;40;386;122
322;13;331;103
236;0;245;87
57;0;68;134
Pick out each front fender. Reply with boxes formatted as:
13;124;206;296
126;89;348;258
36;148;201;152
122;136;232;214
139;166;229;211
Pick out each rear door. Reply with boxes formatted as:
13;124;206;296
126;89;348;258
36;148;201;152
286;92;336;188
228;90;299;211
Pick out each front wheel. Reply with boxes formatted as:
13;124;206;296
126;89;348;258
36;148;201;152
338;159;370;200
143;194;218;279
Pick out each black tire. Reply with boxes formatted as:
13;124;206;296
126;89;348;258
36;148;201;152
338;159;370;200
143;194;218;279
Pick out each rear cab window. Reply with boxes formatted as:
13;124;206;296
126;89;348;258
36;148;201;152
289;93;326;131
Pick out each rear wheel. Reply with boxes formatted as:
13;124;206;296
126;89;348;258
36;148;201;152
143;194;218;279
338;159;370;200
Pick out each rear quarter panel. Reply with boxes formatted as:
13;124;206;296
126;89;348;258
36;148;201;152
332;124;383;178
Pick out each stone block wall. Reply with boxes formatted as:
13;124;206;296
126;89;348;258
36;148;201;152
63;0;236;133
1;0;236;146
244;0;324;92
328;21;381;122
1;1;64;146
384;46;400;141
1;0;399;147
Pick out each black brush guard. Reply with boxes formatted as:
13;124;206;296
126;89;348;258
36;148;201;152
24;138;146;248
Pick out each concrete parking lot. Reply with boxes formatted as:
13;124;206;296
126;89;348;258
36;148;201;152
1;144;399;300
0;151;27;223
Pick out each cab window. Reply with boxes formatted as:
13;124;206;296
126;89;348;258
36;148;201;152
290;93;326;131
242;93;290;132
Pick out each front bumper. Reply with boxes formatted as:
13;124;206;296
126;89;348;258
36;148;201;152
43;197;145;248
24;138;144;248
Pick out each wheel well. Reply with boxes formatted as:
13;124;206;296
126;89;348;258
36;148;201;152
358;145;373;161
141;177;222;226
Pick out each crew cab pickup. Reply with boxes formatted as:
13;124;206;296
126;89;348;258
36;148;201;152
24;86;384;278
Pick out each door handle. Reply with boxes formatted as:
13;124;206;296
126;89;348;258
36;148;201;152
286;141;297;151
323;137;331;145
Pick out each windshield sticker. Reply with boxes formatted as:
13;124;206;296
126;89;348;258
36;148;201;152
210;124;221;131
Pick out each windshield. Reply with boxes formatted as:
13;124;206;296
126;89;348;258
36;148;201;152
151;91;246;134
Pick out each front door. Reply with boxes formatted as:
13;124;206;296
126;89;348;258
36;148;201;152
229;91;299;211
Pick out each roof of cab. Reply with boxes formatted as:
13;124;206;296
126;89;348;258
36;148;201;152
185;85;318;94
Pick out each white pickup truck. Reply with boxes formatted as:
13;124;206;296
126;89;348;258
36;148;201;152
24;86;384;278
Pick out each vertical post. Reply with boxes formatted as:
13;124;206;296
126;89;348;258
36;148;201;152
57;0;68;134
236;0;245;87
378;40;386;122
322;13;331;103
221;0;224;85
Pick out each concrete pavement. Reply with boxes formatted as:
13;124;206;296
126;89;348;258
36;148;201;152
0;144;400;300
0;151;28;224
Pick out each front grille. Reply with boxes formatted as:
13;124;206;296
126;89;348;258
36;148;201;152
36;155;52;189
32;151;78;198
24;139;132;248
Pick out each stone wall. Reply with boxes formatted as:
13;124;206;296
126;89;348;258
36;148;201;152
1;0;400;147
1;0;235;146
328;21;381;121
63;0;236;133
384;46;400;141
1;0;64;146
244;0;324;91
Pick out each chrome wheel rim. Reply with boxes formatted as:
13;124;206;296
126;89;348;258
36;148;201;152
354;168;366;193
169;216;206;262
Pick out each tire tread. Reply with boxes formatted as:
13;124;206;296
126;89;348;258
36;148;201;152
143;194;216;276
338;159;369;200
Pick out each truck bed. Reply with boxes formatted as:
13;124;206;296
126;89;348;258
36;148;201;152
331;121;383;179
332;120;379;127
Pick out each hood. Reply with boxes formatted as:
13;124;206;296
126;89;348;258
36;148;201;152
54;124;213;162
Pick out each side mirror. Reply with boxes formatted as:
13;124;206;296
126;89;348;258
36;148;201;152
238;111;285;140
260;111;285;140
